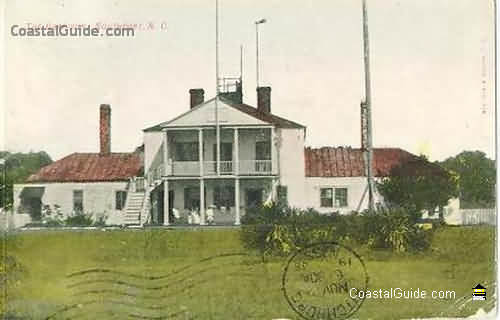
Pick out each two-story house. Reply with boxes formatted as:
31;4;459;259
12;82;459;228
141;82;307;226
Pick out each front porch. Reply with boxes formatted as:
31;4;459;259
147;127;278;178
147;177;276;226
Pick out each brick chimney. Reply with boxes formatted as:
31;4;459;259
189;89;205;109
257;86;271;113
99;104;111;155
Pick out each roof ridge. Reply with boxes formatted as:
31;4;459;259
27;152;143;183
143;97;218;132
222;98;305;129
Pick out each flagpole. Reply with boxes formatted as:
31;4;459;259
362;0;375;212
240;44;243;83
255;19;266;89
255;22;259;88
215;0;220;176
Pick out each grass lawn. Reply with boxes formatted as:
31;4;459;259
3;225;495;319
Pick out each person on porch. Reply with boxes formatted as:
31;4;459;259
206;205;216;225
188;207;200;225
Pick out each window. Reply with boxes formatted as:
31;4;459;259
73;190;83;213
335;188;348;207
213;143;233;161
320;187;348;208
277;185;288;206
255;141;271;160
214;186;235;208
175;142;199;161
184;187;200;210
320;188;333;207
116;191;127;210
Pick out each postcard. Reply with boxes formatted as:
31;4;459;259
0;0;496;319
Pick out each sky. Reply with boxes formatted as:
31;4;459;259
1;0;496;162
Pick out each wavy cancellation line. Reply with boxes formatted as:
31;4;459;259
46;253;251;319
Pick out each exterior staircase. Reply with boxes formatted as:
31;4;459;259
123;191;146;225
122;159;164;226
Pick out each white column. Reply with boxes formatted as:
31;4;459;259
163;179;169;226
271;127;277;175
235;178;240;225
199;129;204;176
200;179;206;225
216;128;221;176
163;130;169;176
233;128;239;175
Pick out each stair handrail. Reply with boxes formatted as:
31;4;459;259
139;138;167;226
147;142;166;186
138;185;151;226
122;177;136;225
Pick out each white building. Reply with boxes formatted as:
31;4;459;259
13;105;144;227
13;84;456;227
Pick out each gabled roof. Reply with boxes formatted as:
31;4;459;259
143;96;305;132
224;98;305;129
304;147;420;177
27;152;143;183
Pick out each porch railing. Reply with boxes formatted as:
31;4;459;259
203;161;233;175
169;160;272;176
128;176;146;192
239;160;272;175
172;161;199;176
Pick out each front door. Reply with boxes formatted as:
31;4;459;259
27;197;42;221
246;189;263;208
156;189;176;225
168;190;175;222
158;189;164;225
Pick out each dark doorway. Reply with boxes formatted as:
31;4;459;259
156;189;175;225
168;190;175;223
246;189;263;208
26;197;42;220
20;187;45;221
158;188;164;225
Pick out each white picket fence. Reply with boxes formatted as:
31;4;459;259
460;208;496;225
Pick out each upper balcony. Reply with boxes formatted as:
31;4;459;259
157;127;277;178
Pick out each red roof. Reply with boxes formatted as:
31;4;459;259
27;152;143;183
305;147;418;177
223;99;305;129
143;97;305;132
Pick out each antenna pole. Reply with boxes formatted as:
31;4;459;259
240;44;243;83
362;0;375;212
215;0;220;176
255;22;259;88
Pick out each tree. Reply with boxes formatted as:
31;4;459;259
440;151;495;208
377;155;459;223
0;151;53;209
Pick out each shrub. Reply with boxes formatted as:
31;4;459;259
362;208;433;252
41;204;64;227
241;203;341;257
241;203;433;257
376;155;458;222
43;218;64;227
92;214;108;227
64;213;93;227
